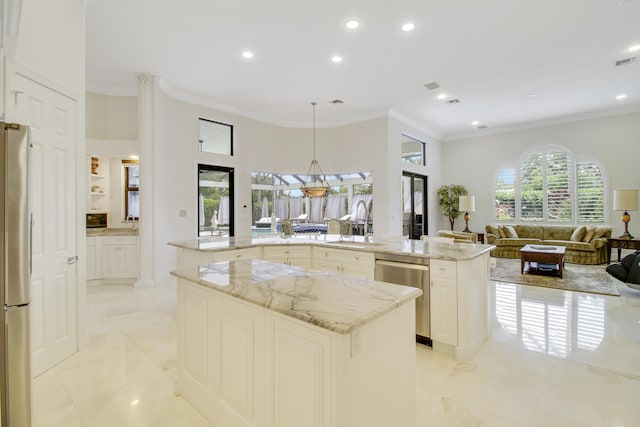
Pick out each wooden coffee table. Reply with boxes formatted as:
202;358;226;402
520;244;566;278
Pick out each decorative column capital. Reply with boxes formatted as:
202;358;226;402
135;72;155;87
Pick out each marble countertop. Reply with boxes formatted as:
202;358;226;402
168;234;494;261
86;228;139;237
171;258;422;334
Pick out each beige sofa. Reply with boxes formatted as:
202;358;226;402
485;224;612;264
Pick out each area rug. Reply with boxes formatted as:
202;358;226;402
490;257;620;296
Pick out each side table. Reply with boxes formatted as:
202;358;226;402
607;237;640;263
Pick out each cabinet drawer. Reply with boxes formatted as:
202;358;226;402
214;247;261;263
430;259;457;280
314;248;374;267
101;235;137;246
263;246;311;259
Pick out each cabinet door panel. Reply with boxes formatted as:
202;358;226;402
216;297;259;425
181;283;211;393
269;318;331;427
430;277;458;345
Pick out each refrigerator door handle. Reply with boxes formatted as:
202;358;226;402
30;213;34;275
67;256;79;265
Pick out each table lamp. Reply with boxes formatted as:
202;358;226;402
459;195;476;233
613;189;638;239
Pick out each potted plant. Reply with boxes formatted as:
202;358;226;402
437;184;468;231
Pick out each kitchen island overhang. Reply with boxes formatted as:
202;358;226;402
172;258;422;427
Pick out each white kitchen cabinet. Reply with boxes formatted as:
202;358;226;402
101;236;138;278
87;235;138;283
262;245;311;270
312;247;374;279
86;236;97;280
213;247;261;263
430;259;458;346
176;275;417;427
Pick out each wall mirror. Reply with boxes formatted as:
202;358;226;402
401;134;426;165
199;118;233;156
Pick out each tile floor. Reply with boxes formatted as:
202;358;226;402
33;276;640;426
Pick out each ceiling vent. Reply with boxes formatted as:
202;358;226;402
329;99;344;104
424;82;440;90
615;56;637;67
447;98;461;104
477;125;488;129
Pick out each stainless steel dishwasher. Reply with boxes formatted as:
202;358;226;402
374;253;431;345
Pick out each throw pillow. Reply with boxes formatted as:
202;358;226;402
498;226;507;238
582;226;596;243
504;225;518;238
570;225;586;242
593;227;609;240
486;225;500;236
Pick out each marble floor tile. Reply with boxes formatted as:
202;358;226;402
33;276;640;426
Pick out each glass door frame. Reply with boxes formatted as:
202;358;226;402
402;171;428;239
198;163;235;237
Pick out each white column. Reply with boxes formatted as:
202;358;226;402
135;73;155;287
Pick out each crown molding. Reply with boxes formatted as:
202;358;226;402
442;103;640;142
387;110;444;141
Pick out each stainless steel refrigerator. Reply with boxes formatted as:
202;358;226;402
0;123;31;426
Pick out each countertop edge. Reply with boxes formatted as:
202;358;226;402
168;238;495;261
170;268;422;335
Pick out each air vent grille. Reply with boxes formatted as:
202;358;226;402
616;57;637;67
477;125;488;129
447;99;461;104
424;82;440;90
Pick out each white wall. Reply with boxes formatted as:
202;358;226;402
442;111;640;237
86;92;138;139
88;88;447;281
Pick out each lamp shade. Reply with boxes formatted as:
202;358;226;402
613;189;639;211
459;195;476;212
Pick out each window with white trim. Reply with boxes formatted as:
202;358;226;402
494;146;606;224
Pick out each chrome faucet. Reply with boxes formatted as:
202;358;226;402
356;200;369;236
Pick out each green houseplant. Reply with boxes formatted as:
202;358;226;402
437;184;468;231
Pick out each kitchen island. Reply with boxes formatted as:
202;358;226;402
171;259;422;427
169;235;495;360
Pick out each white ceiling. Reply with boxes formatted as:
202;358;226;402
86;0;640;140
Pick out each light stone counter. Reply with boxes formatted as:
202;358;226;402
168;234;494;261
86;228;138;237
171;258;422;334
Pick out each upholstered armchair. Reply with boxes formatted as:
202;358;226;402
280;220;293;236
327;218;340;234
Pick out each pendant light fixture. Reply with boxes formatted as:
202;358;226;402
300;102;329;198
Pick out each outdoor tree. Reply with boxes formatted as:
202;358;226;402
437;184;468;231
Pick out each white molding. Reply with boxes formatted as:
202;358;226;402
387;110;444;141
443;103;640;142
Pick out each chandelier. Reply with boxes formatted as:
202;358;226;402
300;102;329;198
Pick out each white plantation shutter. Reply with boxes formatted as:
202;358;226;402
545;150;572;222
496;146;606;224
495;169;516;221
519;151;544;221
576;162;605;223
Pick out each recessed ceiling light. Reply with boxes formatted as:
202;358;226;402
331;55;343;63
437;93;447;100
616;94;627;99
129;154;139;160
471;121;480;126
402;22;415;32
241;51;254;59
345;20;360;30
629;45;640;52
527;93;537;98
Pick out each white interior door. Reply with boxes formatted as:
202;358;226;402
14;74;78;376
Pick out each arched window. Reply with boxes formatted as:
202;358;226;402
494;146;606;224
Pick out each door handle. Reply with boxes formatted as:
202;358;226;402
67;256;79;264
